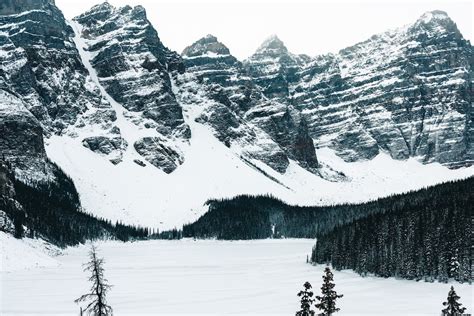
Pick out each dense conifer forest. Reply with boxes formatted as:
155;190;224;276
1;161;149;247
184;178;473;241
311;177;473;283
182;194;379;239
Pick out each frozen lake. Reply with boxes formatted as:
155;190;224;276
1;238;472;315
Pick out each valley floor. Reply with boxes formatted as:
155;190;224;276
1;237;472;315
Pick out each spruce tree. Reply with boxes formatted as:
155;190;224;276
315;267;343;316
296;282;315;316
75;245;113;316
441;286;466;316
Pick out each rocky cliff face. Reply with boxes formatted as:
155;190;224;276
0;89;56;180
0;0;54;15
179;35;319;174
283;11;472;167
244;35;310;102
0;0;192;174
74;2;189;138
72;2;190;172
0;0;112;134
0;2;471;185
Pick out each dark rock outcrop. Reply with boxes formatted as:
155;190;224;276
0;0;112;133
0;0;54;15
74;2;190;139
134;137;183;174
82;136;128;164
0;89;50;175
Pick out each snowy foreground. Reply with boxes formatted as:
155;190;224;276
1;236;472;315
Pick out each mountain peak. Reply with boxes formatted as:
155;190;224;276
414;10;457;28
254;34;288;57
92;1;114;11
412;10;459;36
418;10;450;23
182;35;231;58
203;34;218;41
78;1;115;18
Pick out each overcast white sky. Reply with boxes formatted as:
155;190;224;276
56;0;472;60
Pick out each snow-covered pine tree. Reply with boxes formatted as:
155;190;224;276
315;267;343;316
296;281;315;316
75;245;113;316
441;286;466;316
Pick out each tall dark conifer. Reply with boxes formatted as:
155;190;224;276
75;245;113;316
441;286;466;316
296;282;315;316
315;267;343;316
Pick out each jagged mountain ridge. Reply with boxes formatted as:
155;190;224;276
179;34;319;174
244;11;473;167
0;1;473;229
71;2;191;172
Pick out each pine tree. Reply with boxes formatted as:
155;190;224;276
441;286;466;316
296;282;315;316
75;245;113;316
315;267;343;316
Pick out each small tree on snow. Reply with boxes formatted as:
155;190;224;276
296;281;315;316
441;286;466;316
75;245;113;316
315;267;343;316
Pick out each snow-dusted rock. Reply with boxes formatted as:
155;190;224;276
244;35;310;101
73;2;190;140
0;90;56;180
180;35;319;173
82;136;128;164
289;11;472;167
0;0;54;15
0;0;113;134
0;90;45;161
133;137;183;173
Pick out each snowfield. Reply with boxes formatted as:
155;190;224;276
45;124;474;231
0;232;60;272
1;238;472;315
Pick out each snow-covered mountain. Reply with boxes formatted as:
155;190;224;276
72;3;190;172
178;34;319;174
0;1;473;230
245;11;473;167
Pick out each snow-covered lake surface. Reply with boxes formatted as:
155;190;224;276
1;238;472;315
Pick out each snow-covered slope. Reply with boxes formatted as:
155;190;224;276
46;127;473;230
0;231;59;272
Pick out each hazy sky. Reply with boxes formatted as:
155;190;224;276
56;0;472;60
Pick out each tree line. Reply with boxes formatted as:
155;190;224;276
182;193;385;240
184;178;473;241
